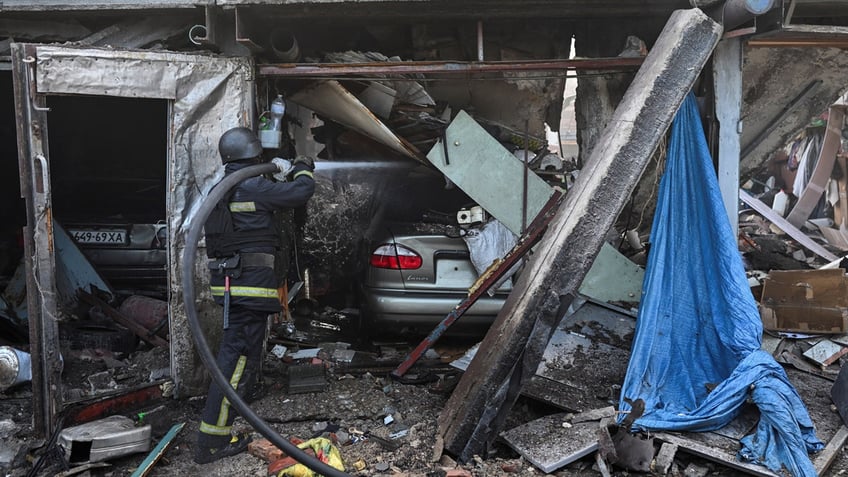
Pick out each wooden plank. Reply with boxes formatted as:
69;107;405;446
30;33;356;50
655;432;779;477
437;9;722;462
787;106;845;227
813;425;848;475
739;189;839;262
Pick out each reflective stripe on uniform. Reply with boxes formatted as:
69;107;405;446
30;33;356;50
211;286;279;299
229;201;257;212
217;355;247;427
293;170;314;180
199;421;231;436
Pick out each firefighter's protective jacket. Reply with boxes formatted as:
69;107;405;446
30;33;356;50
208;160;314;312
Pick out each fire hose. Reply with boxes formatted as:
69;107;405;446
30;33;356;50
181;162;350;477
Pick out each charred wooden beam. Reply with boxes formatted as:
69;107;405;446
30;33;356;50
437;8;722;462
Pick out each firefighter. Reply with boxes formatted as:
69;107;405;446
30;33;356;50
195;126;315;464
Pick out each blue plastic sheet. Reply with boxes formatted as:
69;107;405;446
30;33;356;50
618;93;823;476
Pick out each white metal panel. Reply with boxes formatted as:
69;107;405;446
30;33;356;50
426;110;554;235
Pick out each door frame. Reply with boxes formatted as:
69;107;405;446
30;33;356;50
11;43;255;436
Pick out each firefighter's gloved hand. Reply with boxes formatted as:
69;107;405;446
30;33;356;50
292;155;315;171
271;157;293;181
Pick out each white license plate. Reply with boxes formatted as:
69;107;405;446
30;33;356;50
70;229;128;245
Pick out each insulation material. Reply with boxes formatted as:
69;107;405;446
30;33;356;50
461;219;518;295
33;45;254;397
619;94;823;477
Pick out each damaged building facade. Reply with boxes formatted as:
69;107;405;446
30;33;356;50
2;0;848;476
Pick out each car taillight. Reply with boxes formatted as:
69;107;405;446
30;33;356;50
370;244;422;270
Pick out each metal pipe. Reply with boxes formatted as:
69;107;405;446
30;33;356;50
477;20;484;62
522;120;529;234
723;0;775;28
269;29;300;62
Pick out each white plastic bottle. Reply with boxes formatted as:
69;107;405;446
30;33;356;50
260;95;286;149
270;95;286;131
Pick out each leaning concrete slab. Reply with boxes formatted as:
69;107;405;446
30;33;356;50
437;8;722;462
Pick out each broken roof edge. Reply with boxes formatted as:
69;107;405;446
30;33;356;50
0;0;691;19
0;0;207;12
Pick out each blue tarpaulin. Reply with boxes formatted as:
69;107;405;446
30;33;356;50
618;93;823;476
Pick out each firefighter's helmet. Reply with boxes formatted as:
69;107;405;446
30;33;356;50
219;127;263;163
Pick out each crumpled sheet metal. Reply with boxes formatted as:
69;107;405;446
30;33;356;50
34;45;254;397
290;80;424;161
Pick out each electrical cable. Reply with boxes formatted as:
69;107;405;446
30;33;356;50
181;162;349;477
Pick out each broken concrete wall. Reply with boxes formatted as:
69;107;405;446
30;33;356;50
30;45;254;397
740;46;848;178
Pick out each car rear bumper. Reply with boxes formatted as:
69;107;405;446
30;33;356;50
360;286;506;333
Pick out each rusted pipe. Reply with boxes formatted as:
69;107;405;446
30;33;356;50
258;57;643;77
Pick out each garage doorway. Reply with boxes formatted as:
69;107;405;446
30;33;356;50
47;95;168;296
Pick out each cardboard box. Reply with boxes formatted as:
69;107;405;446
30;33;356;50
759;269;848;334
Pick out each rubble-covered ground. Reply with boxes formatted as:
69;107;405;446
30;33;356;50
3;312;847;477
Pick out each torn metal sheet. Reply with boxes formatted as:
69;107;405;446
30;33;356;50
426;110;554;235
53;220;114;306
130;422;185;477
500;413;598;473
289;80;423;161
802;339;848;366
356;81;396;119
78;16;190;50
2;260;29;322
36;46;180;99
578;243;644;304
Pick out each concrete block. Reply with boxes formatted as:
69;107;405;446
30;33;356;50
500;413;598;473
653;442;678;475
